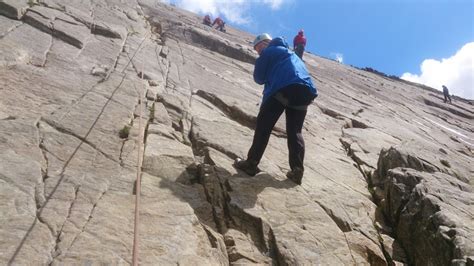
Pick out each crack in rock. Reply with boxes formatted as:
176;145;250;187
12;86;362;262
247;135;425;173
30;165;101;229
22;8;87;49
51;185;80;260
423;97;474;120
195;90;287;138
370;146;473;265
0;20;23;39
61;188;107;258
40;118;118;164
337;128;396;265
195;163;280;264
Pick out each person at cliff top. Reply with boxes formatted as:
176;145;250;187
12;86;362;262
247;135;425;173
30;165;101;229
293;29;306;59
234;33;318;185
212;16;226;32
203;15;212;26
442;85;452;103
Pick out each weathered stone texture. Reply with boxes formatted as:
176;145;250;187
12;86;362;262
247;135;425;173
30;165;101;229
0;0;30;20
374;148;473;265
1;0;472;265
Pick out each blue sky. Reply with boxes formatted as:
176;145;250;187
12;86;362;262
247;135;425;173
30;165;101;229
164;0;473;99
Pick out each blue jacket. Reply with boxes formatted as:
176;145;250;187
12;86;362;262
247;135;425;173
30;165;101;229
253;37;317;104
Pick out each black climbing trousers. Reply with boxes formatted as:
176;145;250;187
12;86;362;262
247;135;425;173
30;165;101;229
247;84;314;171
444;93;452;103
295;44;305;59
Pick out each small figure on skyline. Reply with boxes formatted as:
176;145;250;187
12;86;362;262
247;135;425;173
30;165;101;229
293;29;306;59
212;17;226;32
442;85;452;103
203;14;212;26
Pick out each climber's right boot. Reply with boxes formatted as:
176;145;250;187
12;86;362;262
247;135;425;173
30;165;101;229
233;158;259;176
286;167;304;185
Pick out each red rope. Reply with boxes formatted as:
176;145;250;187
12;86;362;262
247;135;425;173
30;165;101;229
131;36;148;264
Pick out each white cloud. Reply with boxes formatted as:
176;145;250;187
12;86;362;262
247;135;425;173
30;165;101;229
401;42;474;100
262;0;285;9
169;0;287;25
331;52;343;63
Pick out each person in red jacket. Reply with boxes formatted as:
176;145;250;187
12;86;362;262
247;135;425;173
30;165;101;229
203;15;212;26
212;16;226;32
293;29;306;59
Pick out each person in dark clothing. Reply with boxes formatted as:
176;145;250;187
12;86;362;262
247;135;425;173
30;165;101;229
442;85;452;103
234;33;318;185
203;15;212;26
293;29;306;59
212;17;226;32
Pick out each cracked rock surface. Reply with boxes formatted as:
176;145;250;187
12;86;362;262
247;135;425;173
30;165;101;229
1;1;473;265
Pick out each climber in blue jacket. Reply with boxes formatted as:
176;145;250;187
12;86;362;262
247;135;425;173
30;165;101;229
234;33;318;185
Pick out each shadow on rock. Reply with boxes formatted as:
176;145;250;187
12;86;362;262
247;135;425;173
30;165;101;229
157;162;297;263
158;162;297;227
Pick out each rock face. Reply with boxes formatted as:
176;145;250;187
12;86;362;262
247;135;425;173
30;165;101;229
373;148;474;265
1;0;473;265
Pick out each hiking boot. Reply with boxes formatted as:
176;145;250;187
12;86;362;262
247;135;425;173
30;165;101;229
234;158;259;176
286;167;304;185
